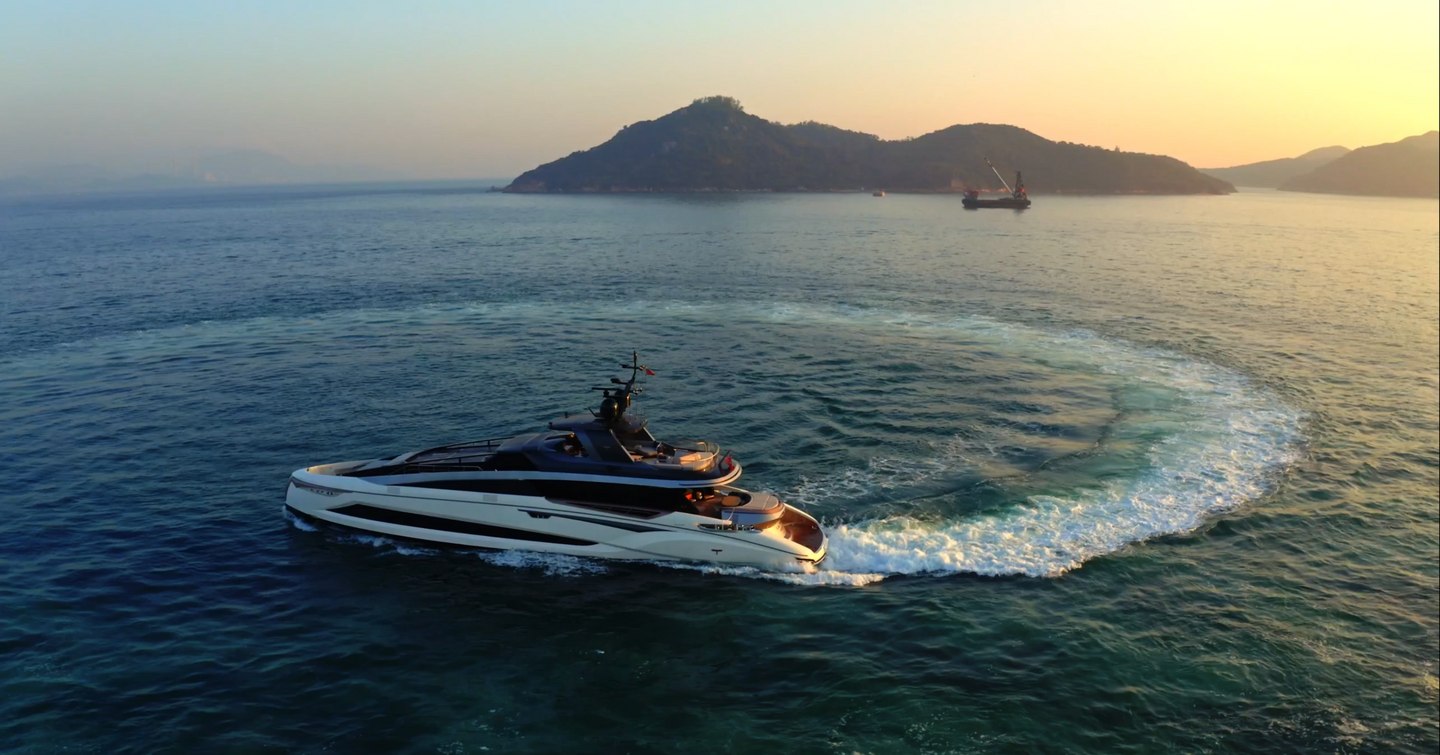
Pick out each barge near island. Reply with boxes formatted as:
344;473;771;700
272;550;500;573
963;158;1031;209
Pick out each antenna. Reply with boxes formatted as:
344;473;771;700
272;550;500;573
985;158;1015;195
591;352;652;425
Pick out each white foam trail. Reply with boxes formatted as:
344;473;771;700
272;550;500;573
338;533;444;557
282;506;319;532
788;435;973;510
468;549;610;577
652;559;888;587
652;343;1303;587
770;316;1304;583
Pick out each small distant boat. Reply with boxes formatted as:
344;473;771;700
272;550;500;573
962;159;1031;209
872;189;886;197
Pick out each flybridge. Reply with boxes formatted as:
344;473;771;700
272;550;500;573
340;352;739;483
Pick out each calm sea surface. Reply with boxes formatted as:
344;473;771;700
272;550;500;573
1;185;1436;753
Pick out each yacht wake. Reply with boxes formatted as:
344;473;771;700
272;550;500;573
257;300;1301;585
768;323;1302;585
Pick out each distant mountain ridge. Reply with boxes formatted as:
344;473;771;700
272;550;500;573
505;96;1233;195
1281;132;1438;198
1202;133;1439;198
1202;146;1350;188
0;150;401;196
189;149;396;185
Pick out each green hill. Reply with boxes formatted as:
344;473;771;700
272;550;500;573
1202;146;1350;188
1280;132;1439;198
505;97;1233;195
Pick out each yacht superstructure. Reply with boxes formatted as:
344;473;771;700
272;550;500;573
285;354;827;569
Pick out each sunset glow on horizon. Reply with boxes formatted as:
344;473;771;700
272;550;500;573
2;0;1435;179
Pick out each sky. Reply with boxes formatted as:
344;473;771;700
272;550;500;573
2;0;1437;179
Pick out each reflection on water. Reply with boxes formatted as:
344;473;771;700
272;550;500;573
0;188;1434;753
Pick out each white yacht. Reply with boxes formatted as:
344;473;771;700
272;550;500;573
285;354;827;569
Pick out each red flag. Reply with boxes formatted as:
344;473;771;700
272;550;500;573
644;368;655;376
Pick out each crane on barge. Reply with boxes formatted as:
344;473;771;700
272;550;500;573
962;159;1031;209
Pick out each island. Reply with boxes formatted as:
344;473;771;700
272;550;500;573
1202;146;1351;189
1280;132;1439;198
1202;132;1439;199
504;96;1234;196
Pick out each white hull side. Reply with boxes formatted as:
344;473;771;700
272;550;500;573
286;467;825;569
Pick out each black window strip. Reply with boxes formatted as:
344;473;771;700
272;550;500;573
389;479;695;514
333;504;596;546
536;511;666;533
399;479;542;496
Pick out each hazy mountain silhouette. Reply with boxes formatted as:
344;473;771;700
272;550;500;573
1202;146;1350;188
505;96;1233;195
0;164;198;196
1280;132;1439;198
0;150;401;196
190;149;399;185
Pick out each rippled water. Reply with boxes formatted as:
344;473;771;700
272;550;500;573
1;186;1435;753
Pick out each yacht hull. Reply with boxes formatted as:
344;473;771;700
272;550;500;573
286;467;827;569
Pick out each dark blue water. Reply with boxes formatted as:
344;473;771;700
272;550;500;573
2;185;1435;752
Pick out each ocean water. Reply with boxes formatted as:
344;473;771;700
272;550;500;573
0;185;1435;753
